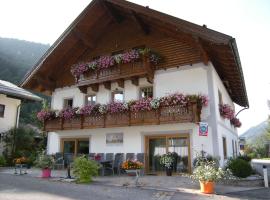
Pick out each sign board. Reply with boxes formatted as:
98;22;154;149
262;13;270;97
199;122;208;136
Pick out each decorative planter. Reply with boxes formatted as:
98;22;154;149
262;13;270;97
165;167;172;176
41;168;51;178
199;181;214;194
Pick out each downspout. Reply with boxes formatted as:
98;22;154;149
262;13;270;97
15;103;21;128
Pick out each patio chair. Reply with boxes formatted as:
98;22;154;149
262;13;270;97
53;152;64;170
126;153;135;160
101;153;114;176
136;153;145;176
113;153;124;175
95;153;105;161
89;153;96;160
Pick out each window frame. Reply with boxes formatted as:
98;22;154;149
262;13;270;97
218;90;223;105
0;104;5;118
85;94;97;106
63;98;74;109
222;136;227;159
111;90;124;102
140;86;153;99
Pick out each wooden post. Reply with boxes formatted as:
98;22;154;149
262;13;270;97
80;115;84;129
60;118;64;130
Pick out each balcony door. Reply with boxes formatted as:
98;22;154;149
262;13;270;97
145;134;191;174
61;138;89;156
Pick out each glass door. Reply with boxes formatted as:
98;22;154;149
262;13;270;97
167;137;189;173
146;135;190;174
62;138;89;156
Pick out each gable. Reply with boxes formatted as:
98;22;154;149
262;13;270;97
21;0;248;107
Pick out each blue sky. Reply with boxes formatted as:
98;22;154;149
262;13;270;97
0;0;269;134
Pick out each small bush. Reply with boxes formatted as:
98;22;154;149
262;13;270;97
0;156;6;166
226;158;252;178
73;156;100;183
237;155;252;162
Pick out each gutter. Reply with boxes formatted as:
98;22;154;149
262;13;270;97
15;103;21;128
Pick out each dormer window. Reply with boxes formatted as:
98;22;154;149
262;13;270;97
85;95;96;106
140;87;153;99
112;91;124;102
63;98;73;108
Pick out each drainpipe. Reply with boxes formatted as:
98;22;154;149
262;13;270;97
15;103;21;128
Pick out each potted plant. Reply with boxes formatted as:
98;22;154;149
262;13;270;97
121;159;144;172
160;153;175;176
191;158;230;194
35;152;54;178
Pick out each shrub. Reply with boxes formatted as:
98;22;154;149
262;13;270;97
237;155;252;162
73;156;100;183
193;153;219;167
35;152;54;169
226;158;252;178
0;156;6;166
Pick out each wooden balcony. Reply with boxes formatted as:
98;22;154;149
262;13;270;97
44;103;201;132
76;57;154;92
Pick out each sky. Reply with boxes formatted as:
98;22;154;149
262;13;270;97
0;0;270;134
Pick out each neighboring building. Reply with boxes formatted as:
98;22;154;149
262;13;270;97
21;0;248;172
0;80;42;154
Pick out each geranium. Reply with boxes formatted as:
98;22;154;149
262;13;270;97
71;63;88;78
37;110;55;121
121;159;144;170
79;105;94;116
122;49;140;63
130;98;152;112
219;104;234;120
160;93;187;107
231;117;241;128
97;56;115;69
107;101;128;114
58;107;78;120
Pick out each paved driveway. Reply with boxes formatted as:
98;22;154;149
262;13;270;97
0;173;225;200
0;173;267;200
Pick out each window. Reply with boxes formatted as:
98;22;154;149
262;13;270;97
85;95;96;106
62;138;89;155
140;87;153;99
112;91;124;102
218;90;223;105
63;98;73;108
0;104;5;117
222;137;227;159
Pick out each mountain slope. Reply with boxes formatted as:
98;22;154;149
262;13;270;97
0;37;50;126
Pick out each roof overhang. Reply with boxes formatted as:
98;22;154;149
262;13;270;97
20;0;248;107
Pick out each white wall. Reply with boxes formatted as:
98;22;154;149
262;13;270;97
47;122;214;163
0;94;21;154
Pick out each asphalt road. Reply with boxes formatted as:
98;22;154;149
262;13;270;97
0;173;268;200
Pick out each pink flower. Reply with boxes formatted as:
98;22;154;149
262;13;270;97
107;101;128;114
70;63;88;78
37;110;55;121
130;98;152;112
231;117;241;128
59;107;78;120
97;56;115;69
219;104;235;120
122;50;139;63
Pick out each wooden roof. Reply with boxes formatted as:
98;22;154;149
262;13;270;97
20;0;249;107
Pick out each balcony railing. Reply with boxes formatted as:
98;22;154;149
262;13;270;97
76;57;152;87
44;103;201;132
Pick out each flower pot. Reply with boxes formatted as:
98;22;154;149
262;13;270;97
41;168;51;178
199;181;215;194
165;167;172;176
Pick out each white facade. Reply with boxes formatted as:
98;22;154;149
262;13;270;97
0;94;21;154
48;62;239;166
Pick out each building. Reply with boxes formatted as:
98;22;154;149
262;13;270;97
21;0;248;172
0;80;42;154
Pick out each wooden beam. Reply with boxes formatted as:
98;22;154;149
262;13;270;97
100;0;124;23
130;11;150;35
73;28;95;49
78;86;88;94
104;82;111;90
196;38;209;65
131;77;139;86
90;84;99;92
116;79;124;88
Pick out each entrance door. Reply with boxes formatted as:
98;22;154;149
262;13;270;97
145;134;190;174
61;138;89;156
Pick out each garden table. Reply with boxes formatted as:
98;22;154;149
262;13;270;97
14;164;27;175
125;169;140;186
